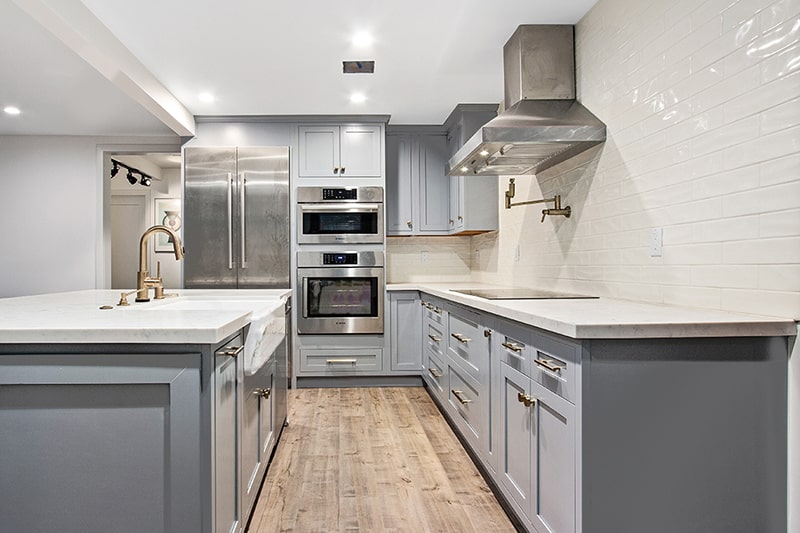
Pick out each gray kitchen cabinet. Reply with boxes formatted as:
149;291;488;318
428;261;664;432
443;105;499;235
215;336;242;533
298;124;382;178
386;129;450;235
0;326;289;533
241;358;276;523
498;360;534;521
389;291;423;372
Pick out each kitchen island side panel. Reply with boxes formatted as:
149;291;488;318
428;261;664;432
582;336;788;533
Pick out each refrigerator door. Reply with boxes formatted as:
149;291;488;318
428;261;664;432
237;147;290;288
184;147;239;288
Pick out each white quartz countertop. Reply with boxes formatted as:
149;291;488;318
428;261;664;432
387;283;796;339
0;289;290;344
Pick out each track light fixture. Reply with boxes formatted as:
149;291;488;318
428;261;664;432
110;158;154;187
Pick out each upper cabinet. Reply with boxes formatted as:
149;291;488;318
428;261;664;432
299;124;382;178
444;105;499;235
386;130;450;235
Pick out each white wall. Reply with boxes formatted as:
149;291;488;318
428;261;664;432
0;135;179;298
471;0;800;320
791;327;800;532
386;236;472;283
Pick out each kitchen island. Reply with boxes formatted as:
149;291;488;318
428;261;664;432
0;289;290;533
388;283;795;533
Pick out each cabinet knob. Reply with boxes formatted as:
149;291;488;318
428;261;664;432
341;167;346;174
333;167;339;174
484;329;492;338
449;219;454;225
407;220;412;229
517;392;535;407
458;215;463;221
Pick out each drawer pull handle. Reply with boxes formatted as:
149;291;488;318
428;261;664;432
428;367;442;379
502;341;524;353
451;333;471;344
326;358;357;365
253;387;272;399
452;389;472;404
535;358;565;373
517;392;536;407
218;345;244;358
428;334;442;343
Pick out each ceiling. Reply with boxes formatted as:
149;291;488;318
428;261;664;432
1;0;599;136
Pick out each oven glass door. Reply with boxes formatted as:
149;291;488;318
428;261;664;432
297;204;383;244
298;267;384;334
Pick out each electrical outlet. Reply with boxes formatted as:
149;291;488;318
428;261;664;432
650;228;663;257
514;244;521;262
421;251;429;263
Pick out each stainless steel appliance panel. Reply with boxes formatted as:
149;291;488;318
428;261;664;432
296;186;384;245
184;146;290;289
237;147;289;288
184;147;239;288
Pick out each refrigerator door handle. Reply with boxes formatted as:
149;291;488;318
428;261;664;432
227;172;233;269
240;173;247;269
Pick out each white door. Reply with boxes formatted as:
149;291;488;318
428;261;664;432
111;194;146;290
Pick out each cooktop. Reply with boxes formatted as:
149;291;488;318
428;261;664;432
452;288;598;300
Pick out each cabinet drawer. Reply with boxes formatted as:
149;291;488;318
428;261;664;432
421;299;446;327
424;351;446;401
300;348;382;373
529;333;579;403
496;330;532;378
447;363;485;451
447;311;485;380
424;321;446;359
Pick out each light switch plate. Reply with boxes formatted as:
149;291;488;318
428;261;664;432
650;228;663;257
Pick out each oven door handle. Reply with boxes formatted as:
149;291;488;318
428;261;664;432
299;203;381;212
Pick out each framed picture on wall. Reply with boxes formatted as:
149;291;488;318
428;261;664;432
154;197;181;253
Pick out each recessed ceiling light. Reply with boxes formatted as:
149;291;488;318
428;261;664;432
4;106;21;115
461;166;469;173
479;150;489;157
350;93;366;103
198;92;215;103
352;33;373;47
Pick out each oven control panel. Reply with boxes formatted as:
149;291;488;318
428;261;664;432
323;253;358;265
322;188;358;200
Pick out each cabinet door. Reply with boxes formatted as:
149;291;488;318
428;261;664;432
340;124;382;176
215;349;240;533
449;175;463;232
385;134;415;235
498;362;533;523
298;125;340;177
260;367;276;459
390;292;423;371
531;381;576;533
417;134;450;233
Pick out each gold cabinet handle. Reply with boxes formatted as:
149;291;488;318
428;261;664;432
341;166;346;174
451;389;472;404
428;367;442;379
451;333;471;344
458;215;463;221
502;341;524;353
449;219;454;225
428;334;442;343
253;387;272;399
219;345;244;358
535;358;565;373
517;392;535;407
484;329;492;338
326;358;357;364
407;220;413;228
333;167;339;174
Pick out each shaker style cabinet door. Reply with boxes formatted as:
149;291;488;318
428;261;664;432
416;134;450;233
498;361;534;523
389;292;422;372
298;126;340;177
339;124;382;177
215;344;240;533
386;135;415;234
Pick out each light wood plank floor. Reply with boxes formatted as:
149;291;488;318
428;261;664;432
247;387;517;532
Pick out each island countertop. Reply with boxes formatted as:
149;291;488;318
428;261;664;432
0;289;290;344
387;283;797;339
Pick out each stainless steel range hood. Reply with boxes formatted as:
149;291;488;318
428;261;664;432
448;25;606;177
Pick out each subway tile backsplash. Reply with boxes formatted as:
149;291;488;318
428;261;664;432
467;0;800;318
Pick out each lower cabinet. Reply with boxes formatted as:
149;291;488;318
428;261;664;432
215;336;242;533
389;291;423;372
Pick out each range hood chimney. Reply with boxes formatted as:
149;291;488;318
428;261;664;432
448;25;606;177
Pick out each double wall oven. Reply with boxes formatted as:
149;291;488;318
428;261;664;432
295;186;385;335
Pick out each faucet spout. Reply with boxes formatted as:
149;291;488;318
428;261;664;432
136;225;184;302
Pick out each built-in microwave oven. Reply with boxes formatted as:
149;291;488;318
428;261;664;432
296;186;384;245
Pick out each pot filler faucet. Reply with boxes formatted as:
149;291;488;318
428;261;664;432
504;178;572;222
136;225;185;302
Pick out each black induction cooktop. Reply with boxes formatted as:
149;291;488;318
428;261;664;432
452;288;598;300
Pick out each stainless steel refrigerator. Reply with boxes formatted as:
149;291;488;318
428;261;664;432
183;146;289;288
